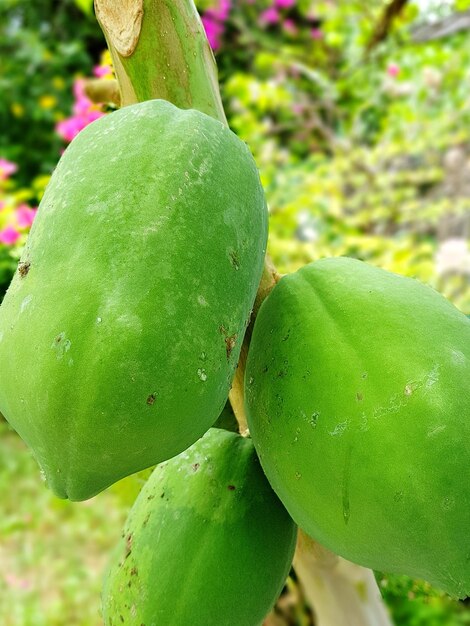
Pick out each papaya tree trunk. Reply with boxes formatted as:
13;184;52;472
94;2;393;625
294;531;393;626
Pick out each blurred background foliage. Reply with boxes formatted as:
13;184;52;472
1;0;470;624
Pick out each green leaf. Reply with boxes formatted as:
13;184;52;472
74;0;93;16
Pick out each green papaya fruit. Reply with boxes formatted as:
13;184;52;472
0;100;267;501
245;257;470;598
102;427;297;626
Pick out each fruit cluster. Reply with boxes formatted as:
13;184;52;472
0;100;468;624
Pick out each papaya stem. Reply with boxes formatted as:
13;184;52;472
229;255;280;435
94;0;227;123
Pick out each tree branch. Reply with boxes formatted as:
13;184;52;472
366;0;409;53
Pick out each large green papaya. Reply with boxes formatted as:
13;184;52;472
245;257;470;598
102;427;297;626
0;100;267;501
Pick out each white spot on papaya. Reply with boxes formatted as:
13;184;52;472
329;420;349;437
427;424;447;438
451;349;465;365
20;294;33;313
197;295;208;307
197;368;207;382
404;384;413;396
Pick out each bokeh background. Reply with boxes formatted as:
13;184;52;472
1;0;470;624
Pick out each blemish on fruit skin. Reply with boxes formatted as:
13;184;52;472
124;534;133;559
355;581;367;601
51;332;71;359
342;445;353;525
229;250;240;270
197;368;207;382
18;261;30;277
394;490;404;502
441;496;455;511
219;325;237;359
227;484;236;491
146;393;156;406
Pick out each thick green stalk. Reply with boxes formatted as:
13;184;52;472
95;0;227;123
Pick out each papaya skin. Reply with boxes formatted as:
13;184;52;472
102;428;297;626
0;99;267;501
245;257;470;598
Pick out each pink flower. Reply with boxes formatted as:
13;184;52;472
16;204;37;229
56;117;84;142
387;63;400;78
218;0;231;20
283;18;297;35
275;0;295;8
0;200;5;212
202;16;224;50
0;225;21;245
0;158;17;180
56;110;104;143
93;64;113;78
4;573;30;590
202;0;231;49
310;28;323;40
260;7;280;25
56;80;105;143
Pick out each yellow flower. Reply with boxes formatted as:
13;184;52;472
11;103;24;118
52;76;65;90
39;95;57;110
101;49;113;68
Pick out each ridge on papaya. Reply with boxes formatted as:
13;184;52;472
0;99;268;501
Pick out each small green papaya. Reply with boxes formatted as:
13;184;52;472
245;257;470;598
0;100;267;501
102;428;297;626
